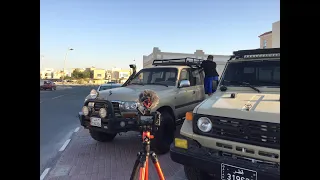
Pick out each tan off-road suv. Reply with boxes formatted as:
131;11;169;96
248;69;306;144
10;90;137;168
79;58;206;154
170;48;280;180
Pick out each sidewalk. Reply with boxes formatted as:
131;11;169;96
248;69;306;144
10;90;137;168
44;127;187;180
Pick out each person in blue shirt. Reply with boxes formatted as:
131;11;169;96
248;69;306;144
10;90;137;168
200;55;219;96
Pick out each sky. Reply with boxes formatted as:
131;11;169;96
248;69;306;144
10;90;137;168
40;0;280;71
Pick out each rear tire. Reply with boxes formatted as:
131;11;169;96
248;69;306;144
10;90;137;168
89;130;116;142
151;110;175;154
184;166;212;180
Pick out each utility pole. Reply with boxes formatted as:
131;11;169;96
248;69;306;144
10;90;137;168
62;48;74;84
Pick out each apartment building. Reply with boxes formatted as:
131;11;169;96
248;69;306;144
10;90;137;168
41;68;54;79
259;20;280;49
92;68;106;79
143;47;230;76
106;70;112;80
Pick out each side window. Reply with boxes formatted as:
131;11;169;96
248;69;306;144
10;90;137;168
192;70;203;85
179;69;189;81
180;68;197;86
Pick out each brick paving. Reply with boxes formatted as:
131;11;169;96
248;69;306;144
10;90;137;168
45;128;187;180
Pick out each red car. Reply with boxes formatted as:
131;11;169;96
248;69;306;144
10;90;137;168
40;81;56;91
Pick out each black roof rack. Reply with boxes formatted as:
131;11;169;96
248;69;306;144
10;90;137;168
233;48;280;59
152;57;204;68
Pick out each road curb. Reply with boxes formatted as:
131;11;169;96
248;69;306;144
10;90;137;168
40;126;83;180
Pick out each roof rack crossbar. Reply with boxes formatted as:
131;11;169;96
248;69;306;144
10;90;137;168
152;57;205;68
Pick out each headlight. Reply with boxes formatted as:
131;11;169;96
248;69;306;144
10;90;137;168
120;101;138;110
89;89;98;99
99;108;107;118
197;117;212;132
82;106;89;116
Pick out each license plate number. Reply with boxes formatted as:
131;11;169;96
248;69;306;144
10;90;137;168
90;117;101;127
221;164;257;180
140;116;153;121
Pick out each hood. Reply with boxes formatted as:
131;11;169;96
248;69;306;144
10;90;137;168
196;92;280;123
97;85;173;102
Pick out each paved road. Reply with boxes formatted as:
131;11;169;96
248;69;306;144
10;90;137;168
40;86;98;173
44;128;188;180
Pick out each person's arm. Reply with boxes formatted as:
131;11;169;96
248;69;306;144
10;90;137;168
200;61;205;68
212;61;217;69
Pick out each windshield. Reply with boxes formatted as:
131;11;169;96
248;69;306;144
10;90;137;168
221;60;280;87
128;68;178;86
99;86;118;91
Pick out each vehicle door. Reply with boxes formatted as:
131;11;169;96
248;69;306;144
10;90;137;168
190;68;205;109
175;68;196;119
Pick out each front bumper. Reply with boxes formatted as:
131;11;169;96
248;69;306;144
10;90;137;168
170;138;280;180
78;112;139;133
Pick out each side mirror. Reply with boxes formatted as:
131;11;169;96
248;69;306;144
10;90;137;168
179;80;190;88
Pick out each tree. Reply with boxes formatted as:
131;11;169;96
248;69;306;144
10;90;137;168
82;71;91;78
72;69;81;79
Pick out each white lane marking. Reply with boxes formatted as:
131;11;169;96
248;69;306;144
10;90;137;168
59;139;71;151
52;95;65;100
74;127;80;132
40;168;50;180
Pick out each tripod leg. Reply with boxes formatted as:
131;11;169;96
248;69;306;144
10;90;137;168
150;152;165;180
130;153;142;180
145;157;149;180
139;166;146;180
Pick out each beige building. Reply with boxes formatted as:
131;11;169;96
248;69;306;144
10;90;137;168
92;68;106;79
41;68;54;79
272;21;280;48
52;71;64;79
259;31;273;49
143;47;230;76
106;70;112;80
259;20;280;49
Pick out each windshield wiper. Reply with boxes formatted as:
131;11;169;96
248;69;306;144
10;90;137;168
145;83;168;87
129;82;144;86
223;80;261;93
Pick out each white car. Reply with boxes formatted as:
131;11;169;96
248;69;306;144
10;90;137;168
97;83;122;92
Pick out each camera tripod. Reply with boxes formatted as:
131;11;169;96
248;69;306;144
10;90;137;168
130;125;165;180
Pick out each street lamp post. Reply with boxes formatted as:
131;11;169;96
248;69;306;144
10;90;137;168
62;48;74;83
40;55;44;70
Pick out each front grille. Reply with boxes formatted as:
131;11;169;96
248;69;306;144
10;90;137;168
193;115;280;149
111;102;121;116
93;102;106;112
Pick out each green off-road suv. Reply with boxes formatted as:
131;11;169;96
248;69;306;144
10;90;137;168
79;58;207;154
170;48;280;180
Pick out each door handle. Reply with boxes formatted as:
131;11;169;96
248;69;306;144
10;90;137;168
193;91;196;94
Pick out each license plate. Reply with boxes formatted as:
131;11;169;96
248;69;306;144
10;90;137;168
90;117;101;127
221;164;257;180
140;116;153;122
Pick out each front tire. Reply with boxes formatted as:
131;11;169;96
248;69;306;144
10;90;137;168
184;166;211;180
89;130;116;142
151;111;175;154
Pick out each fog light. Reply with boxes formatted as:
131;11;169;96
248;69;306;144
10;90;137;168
88;102;95;107
82;106;89;116
175;138;188;149
99;108;107;118
120;121;125;127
